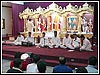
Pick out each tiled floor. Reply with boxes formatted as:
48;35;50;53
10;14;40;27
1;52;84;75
2;59;53;73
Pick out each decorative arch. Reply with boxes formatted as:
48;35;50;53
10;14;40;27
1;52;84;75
19;2;94;38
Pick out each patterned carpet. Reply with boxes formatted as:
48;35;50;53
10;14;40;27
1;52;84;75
2;42;98;69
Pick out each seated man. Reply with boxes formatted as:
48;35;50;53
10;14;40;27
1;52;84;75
69;34;80;50
24;32;35;45
53;56;73;73
73;34;80;49
50;31;61;48
7;58;23;73
85;56;98;73
37;60;47;73
37;32;49;48
60;33;73;49
26;54;40;73
13;32;24;45
80;35;93;51
20;53;30;71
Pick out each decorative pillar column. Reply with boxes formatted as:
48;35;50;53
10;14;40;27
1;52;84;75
35;16;38;32
63;15;67;32
23;19;27;32
47;16;50;32
78;15;82;33
23;15;28;32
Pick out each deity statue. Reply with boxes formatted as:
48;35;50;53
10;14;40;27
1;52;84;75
81;17;88;33
26;19;34;33
88;19;93;33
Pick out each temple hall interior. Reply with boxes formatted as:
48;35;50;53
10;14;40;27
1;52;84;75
1;1;99;74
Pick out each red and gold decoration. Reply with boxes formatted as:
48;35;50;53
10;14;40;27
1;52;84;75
19;2;94;38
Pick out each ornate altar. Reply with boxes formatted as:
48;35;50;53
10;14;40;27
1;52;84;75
19;2;94;38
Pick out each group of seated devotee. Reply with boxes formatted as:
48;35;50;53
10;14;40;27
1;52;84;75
13;31;93;51
6;52;98;73
13;32;34;46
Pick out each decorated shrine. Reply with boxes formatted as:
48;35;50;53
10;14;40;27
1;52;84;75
19;2;94;38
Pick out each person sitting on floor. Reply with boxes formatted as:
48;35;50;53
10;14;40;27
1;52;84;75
10;52;22;69
20;53;30;71
25;52;34;64
72;34;80;49
26;54;40;73
80;35;93;51
37;60;47;73
50;31;61;48
7;58;23;73
85;56;98;73
37;32;49;48
60;33;74;49
53;56;73;73
24;32;35;45
67;34;80;50
13;32;24;45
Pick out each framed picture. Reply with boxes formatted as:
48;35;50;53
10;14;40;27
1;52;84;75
67;16;78;33
2;18;5;29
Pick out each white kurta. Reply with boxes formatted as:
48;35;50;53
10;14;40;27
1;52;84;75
39;37;48;47
24;36;34;45
60;37;74;49
62;37;71;46
26;63;39;73
14;35;24;45
51;37;61;48
73;37;80;48
80;38;92;51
